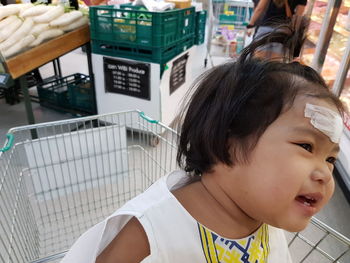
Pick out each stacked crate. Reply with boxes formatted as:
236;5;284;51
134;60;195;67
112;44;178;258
37;73;96;115
195;10;207;45
89;4;196;65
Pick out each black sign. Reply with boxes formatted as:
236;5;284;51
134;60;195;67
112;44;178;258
170;53;189;95
104;57;150;100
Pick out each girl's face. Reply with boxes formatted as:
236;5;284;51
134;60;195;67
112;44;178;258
219;96;341;232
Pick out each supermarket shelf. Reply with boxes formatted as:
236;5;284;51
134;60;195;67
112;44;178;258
5;25;90;79
311;15;350;38
307;34;343;61
334;24;350;38
306;35;317;45
315;0;350;8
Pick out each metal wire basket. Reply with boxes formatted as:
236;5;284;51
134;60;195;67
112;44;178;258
0;110;178;263
286;217;350;262
0;110;349;263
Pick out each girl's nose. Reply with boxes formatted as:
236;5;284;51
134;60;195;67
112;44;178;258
310;164;333;185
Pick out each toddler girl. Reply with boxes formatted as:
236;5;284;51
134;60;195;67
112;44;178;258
61;32;344;263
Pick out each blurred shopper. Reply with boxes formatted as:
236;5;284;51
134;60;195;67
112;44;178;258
252;0;265;28
247;0;308;59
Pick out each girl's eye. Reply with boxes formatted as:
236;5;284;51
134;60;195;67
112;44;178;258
298;143;313;152
326;157;337;165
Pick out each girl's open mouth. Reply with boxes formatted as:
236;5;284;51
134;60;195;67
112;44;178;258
294;192;323;216
295;195;317;207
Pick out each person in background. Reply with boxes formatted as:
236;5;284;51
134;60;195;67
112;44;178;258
252;0;265;28
247;0;308;59
61;29;344;263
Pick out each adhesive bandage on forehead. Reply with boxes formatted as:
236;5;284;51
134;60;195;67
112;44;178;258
304;103;343;143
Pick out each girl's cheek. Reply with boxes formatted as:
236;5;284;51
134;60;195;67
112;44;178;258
324;179;335;204
329;179;335;197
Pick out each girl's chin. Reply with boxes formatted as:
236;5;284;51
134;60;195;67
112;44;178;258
270;217;311;233
280;220;311;233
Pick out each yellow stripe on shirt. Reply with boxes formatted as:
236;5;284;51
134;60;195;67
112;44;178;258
198;223;270;263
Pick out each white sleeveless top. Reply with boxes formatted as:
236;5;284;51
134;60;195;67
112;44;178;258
61;170;292;263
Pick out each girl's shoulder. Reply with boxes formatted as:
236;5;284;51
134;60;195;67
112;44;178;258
96;217;150;263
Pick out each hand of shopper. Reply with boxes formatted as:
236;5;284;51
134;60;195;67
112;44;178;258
247;28;254;37
246;24;255;37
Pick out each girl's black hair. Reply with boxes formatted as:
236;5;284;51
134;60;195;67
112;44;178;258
176;26;344;177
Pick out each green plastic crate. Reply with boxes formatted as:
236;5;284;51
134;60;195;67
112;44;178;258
37;77;71;110
92;35;194;65
68;75;95;114
196;10;207;24
195;10;206;45
89;4;195;48
37;74;96;114
195;28;205;44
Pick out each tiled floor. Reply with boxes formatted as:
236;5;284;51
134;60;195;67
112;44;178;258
1;46;349;261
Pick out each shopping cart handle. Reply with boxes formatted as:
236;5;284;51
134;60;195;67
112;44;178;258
0;134;14;152
139;112;159;124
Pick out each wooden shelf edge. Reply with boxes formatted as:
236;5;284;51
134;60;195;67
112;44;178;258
5;25;90;79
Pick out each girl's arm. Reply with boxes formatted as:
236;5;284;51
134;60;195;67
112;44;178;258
96;217;150;263
248;0;270;26
295;4;306;15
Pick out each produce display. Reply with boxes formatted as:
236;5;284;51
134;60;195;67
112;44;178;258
0;3;89;60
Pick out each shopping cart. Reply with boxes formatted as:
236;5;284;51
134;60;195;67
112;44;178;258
205;0;254;66
0;110;178;263
1;110;350;263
